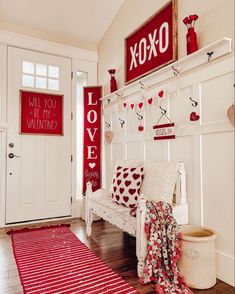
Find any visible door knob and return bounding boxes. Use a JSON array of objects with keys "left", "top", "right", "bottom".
[{"left": 8, "top": 153, "right": 20, "bottom": 159}]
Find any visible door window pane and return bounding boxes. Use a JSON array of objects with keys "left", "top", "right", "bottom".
[
  {"left": 76, "top": 71, "right": 87, "bottom": 199},
  {"left": 23, "top": 61, "right": 34, "bottom": 74},
  {"left": 48, "top": 79, "right": 59, "bottom": 91},
  {"left": 22, "top": 75, "right": 34, "bottom": 87},
  {"left": 36, "top": 77, "right": 47, "bottom": 89},
  {"left": 36, "top": 64, "right": 47, "bottom": 76},
  {"left": 48, "top": 66, "right": 59, "bottom": 78}
]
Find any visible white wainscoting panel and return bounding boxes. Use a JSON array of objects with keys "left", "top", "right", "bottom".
[{"left": 102, "top": 53, "right": 234, "bottom": 286}]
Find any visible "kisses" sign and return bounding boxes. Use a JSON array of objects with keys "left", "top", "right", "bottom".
[
  {"left": 83, "top": 86, "right": 102, "bottom": 194},
  {"left": 125, "top": 0, "right": 177, "bottom": 84}
]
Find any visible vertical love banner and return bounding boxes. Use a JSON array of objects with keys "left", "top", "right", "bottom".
[{"left": 83, "top": 86, "right": 102, "bottom": 194}]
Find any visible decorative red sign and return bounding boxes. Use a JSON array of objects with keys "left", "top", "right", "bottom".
[
  {"left": 83, "top": 86, "right": 102, "bottom": 194},
  {"left": 20, "top": 90, "right": 63, "bottom": 135},
  {"left": 153, "top": 122, "right": 176, "bottom": 140},
  {"left": 125, "top": 0, "right": 177, "bottom": 84}
]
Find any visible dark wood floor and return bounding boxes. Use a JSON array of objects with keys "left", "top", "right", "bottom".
[{"left": 70, "top": 219, "right": 234, "bottom": 294}]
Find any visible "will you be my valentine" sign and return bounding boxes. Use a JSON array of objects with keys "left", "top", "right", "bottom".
[
  {"left": 83, "top": 86, "right": 102, "bottom": 194},
  {"left": 20, "top": 90, "right": 63, "bottom": 135}
]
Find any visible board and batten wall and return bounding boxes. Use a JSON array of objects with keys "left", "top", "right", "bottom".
[{"left": 98, "top": 0, "right": 234, "bottom": 286}]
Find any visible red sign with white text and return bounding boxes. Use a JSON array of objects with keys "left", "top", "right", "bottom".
[
  {"left": 83, "top": 86, "right": 102, "bottom": 194},
  {"left": 20, "top": 90, "right": 63, "bottom": 135},
  {"left": 125, "top": 0, "right": 177, "bottom": 84}
]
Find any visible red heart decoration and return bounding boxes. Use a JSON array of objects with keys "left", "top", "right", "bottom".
[
  {"left": 113, "top": 187, "right": 117, "bottom": 192},
  {"left": 138, "top": 125, "right": 144, "bottom": 132},
  {"left": 123, "top": 196, "right": 129, "bottom": 203},
  {"left": 116, "top": 172, "right": 121, "bottom": 177},
  {"left": 123, "top": 168, "right": 128, "bottom": 171},
  {"left": 119, "top": 188, "right": 124, "bottom": 194},
  {"left": 130, "top": 103, "right": 135, "bottom": 109},
  {"left": 147, "top": 98, "right": 153, "bottom": 105},
  {"left": 190, "top": 112, "right": 200, "bottom": 121},
  {"left": 136, "top": 181, "right": 141, "bottom": 186},
  {"left": 129, "top": 188, "right": 136, "bottom": 195},
  {"left": 123, "top": 102, "right": 127, "bottom": 109},
  {"left": 123, "top": 173, "right": 128, "bottom": 179},
  {"left": 134, "top": 196, "right": 138, "bottom": 201},
  {"left": 138, "top": 102, "right": 143, "bottom": 109},
  {"left": 125, "top": 180, "right": 131, "bottom": 187},
  {"left": 117, "top": 179, "right": 121, "bottom": 186},
  {"left": 158, "top": 90, "right": 164, "bottom": 98},
  {"left": 132, "top": 173, "right": 140, "bottom": 180},
  {"left": 130, "top": 168, "right": 136, "bottom": 172},
  {"left": 113, "top": 179, "right": 115, "bottom": 184},
  {"left": 137, "top": 188, "right": 141, "bottom": 194},
  {"left": 116, "top": 195, "right": 120, "bottom": 201},
  {"left": 117, "top": 166, "right": 122, "bottom": 170},
  {"left": 129, "top": 204, "right": 136, "bottom": 208}
]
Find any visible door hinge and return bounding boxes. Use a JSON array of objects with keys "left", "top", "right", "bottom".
[
  {"left": 71, "top": 112, "right": 73, "bottom": 120},
  {"left": 71, "top": 155, "right": 73, "bottom": 162},
  {"left": 71, "top": 197, "right": 73, "bottom": 204},
  {"left": 71, "top": 71, "right": 74, "bottom": 79}
]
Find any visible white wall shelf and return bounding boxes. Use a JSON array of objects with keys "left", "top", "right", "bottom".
[{"left": 101, "top": 38, "right": 232, "bottom": 106}]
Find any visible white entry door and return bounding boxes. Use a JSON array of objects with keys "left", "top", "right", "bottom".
[{"left": 6, "top": 47, "right": 72, "bottom": 224}]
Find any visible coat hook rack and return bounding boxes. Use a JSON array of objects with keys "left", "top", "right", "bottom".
[
  {"left": 105, "top": 121, "right": 111, "bottom": 128},
  {"left": 207, "top": 51, "right": 214, "bottom": 62},
  {"left": 118, "top": 118, "right": 125, "bottom": 128},
  {"left": 136, "top": 112, "right": 143, "bottom": 120},
  {"left": 189, "top": 97, "right": 198, "bottom": 107}
]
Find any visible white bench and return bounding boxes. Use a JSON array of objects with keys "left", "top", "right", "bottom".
[{"left": 85, "top": 160, "right": 188, "bottom": 277}]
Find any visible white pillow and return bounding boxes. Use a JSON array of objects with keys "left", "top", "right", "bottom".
[{"left": 141, "top": 161, "right": 179, "bottom": 204}]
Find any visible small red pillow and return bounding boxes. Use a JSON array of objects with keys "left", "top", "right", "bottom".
[{"left": 111, "top": 166, "right": 144, "bottom": 209}]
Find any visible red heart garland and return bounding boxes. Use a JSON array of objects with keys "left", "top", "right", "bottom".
[
  {"left": 130, "top": 103, "right": 135, "bottom": 109},
  {"left": 138, "top": 125, "right": 144, "bottom": 132},
  {"left": 123, "top": 102, "right": 127, "bottom": 109},
  {"left": 147, "top": 98, "right": 153, "bottom": 105},
  {"left": 138, "top": 102, "right": 144, "bottom": 109},
  {"left": 190, "top": 112, "right": 200, "bottom": 121},
  {"left": 158, "top": 90, "right": 164, "bottom": 98}
]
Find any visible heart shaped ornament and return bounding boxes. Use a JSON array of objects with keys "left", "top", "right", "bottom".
[
  {"left": 158, "top": 90, "right": 164, "bottom": 98},
  {"left": 138, "top": 125, "right": 144, "bottom": 132},
  {"left": 147, "top": 98, "right": 153, "bottom": 105},
  {"left": 190, "top": 111, "right": 200, "bottom": 121},
  {"left": 105, "top": 131, "right": 113, "bottom": 143},
  {"left": 227, "top": 104, "right": 235, "bottom": 127},
  {"left": 89, "top": 162, "right": 96, "bottom": 169}
]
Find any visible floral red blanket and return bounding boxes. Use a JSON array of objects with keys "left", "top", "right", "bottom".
[{"left": 140, "top": 201, "right": 192, "bottom": 294}]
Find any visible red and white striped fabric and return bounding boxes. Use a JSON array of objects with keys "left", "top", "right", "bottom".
[{"left": 9, "top": 225, "right": 139, "bottom": 294}]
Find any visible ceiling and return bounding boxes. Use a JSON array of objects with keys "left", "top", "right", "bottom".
[{"left": 0, "top": 0, "right": 124, "bottom": 50}]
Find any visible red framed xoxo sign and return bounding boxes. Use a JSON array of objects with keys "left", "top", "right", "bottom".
[
  {"left": 125, "top": 0, "right": 178, "bottom": 84},
  {"left": 20, "top": 90, "right": 63, "bottom": 135},
  {"left": 83, "top": 86, "right": 102, "bottom": 194}
]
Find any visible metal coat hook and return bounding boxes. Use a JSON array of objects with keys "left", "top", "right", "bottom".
[
  {"left": 107, "top": 99, "right": 111, "bottom": 104},
  {"left": 207, "top": 51, "right": 214, "bottom": 62},
  {"left": 189, "top": 97, "right": 198, "bottom": 107},
  {"left": 105, "top": 121, "right": 111, "bottom": 128},
  {"left": 139, "top": 81, "right": 145, "bottom": 89},
  {"left": 136, "top": 112, "right": 143, "bottom": 120},
  {"left": 116, "top": 92, "right": 121, "bottom": 99},
  {"left": 172, "top": 65, "right": 180, "bottom": 76},
  {"left": 118, "top": 118, "right": 125, "bottom": 128},
  {"left": 159, "top": 106, "right": 167, "bottom": 115}
]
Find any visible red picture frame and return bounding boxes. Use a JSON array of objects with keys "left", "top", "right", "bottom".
[
  {"left": 20, "top": 90, "right": 63, "bottom": 135},
  {"left": 125, "top": 0, "right": 178, "bottom": 84}
]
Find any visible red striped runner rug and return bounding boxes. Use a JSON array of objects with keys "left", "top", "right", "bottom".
[{"left": 9, "top": 225, "right": 139, "bottom": 294}]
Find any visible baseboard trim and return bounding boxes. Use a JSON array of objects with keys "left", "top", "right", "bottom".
[{"left": 216, "top": 250, "right": 235, "bottom": 286}]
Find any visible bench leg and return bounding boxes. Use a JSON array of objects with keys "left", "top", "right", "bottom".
[{"left": 136, "top": 195, "right": 147, "bottom": 277}]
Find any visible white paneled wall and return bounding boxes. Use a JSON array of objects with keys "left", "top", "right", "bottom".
[{"left": 102, "top": 55, "right": 234, "bottom": 285}]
